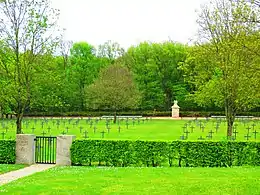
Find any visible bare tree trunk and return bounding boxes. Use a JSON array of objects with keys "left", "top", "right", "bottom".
[
  {"left": 226, "top": 115, "right": 235, "bottom": 137},
  {"left": 113, "top": 110, "right": 117, "bottom": 124},
  {"left": 225, "top": 100, "right": 236, "bottom": 137},
  {"left": 16, "top": 112, "right": 23, "bottom": 134}
]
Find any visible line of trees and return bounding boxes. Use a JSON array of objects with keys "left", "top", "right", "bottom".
[{"left": 0, "top": 0, "right": 259, "bottom": 136}]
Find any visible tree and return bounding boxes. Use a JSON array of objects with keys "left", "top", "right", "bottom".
[
  {"left": 123, "top": 41, "right": 188, "bottom": 110},
  {"left": 97, "top": 40, "right": 125, "bottom": 64},
  {"left": 0, "top": 0, "right": 61, "bottom": 133},
  {"left": 29, "top": 54, "right": 70, "bottom": 114},
  {"left": 183, "top": 0, "right": 260, "bottom": 136},
  {"left": 86, "top": 64, "right": 140, "bottom": 123},
  {"left": 70, "top": 42, "right": 104, "bottom": 110},
  {"left": 59, "top": 39, "right": 73, "bottom": 70}
]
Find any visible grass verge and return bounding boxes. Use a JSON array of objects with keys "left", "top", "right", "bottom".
[
  {"left": 0, "top": 164, "right": 26, "bottom": 175},
  {"left": 0, "top": 166, "right": 259, "bottom": 194}
]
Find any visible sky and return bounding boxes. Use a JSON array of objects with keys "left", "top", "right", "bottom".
[{"left": 51, "top": 0, "right": 209, "bottom": 49}]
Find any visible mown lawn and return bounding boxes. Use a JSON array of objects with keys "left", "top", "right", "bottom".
[
  {"left": 0, "top": 166, "right": 259, "bottom": 194},
  {"left": 0, "top": 118, "right": 259, "bottom": 141},
  {"left": 0, "top": 164, "right": 26, "bottom": 175}
]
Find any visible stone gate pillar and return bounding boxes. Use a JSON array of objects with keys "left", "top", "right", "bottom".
[
  {"left": 16, "top": 134, "right": 36, "bottom": 165},
  {"left": 56, "top": 135, "right": 76, "bottom": 166}
]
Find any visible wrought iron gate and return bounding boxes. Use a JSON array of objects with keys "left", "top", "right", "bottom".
[{"left": 35, "top": 136, "right": 57, "bottom": 164}]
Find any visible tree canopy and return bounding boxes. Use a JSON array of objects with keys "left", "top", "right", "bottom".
[
  {"left": 182, "top": 0, "right": 260, "bottom": 136},
  {"left": 86, "top": 63, "right": 140, "bottom": 123}
]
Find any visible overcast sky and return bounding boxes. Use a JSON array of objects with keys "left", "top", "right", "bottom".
[{"left": 51, "top": 0, "right": 209, "bottom": 49}]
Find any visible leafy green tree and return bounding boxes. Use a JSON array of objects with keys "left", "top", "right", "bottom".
[
  {"left": 0, "top": 0, "right": 61, "bottom": 133},
  {"left": 86, "top": 64, "right": 140, "bottom": 123},
  {"left": 70, "top": 42, "right": 105, "bottom": 110},
  {"left": 29, "top": 55, "right": 70, "bottom": 114},
  {"left": 123, "top": 42, "right": 188, "bottom": 110},
  {"left": 183, "top": 0, "right": 260, "bottom": 136}
]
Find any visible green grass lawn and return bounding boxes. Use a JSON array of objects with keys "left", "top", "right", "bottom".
[
  {"left": 0, "top": 164, "right": 26, "bottom": 175},
  {"left": 0, "top": 166, "right": 259, "bottom": 194},
  {"left": 0, "top": 118, "right": 259, "bottom": 141}
]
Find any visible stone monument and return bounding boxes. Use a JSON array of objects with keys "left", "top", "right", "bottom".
[{"left": 171, "top": 100, "right": 180, "bottom": 118}]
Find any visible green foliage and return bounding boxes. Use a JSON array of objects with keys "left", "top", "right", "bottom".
[
  {"left": 0, "top": 0, "right": 61, "bottom": 133},
  {"left": 0, "top": 140, "right": 16, "bottom": 164},
  {"left": 85, "top": 64, "right": 141, "bottom": 116},
  {"left": 124, "top": 41, "right": 188, "bottom": 110},
  {"left": 184, "top": 0, "right": 260, "bottom": 136},
  {"left": 71, "top": 140, "right": 260, "bottom": 167},
  {"left": 69, "top": 42, "right": 105, "bottom": 110}
]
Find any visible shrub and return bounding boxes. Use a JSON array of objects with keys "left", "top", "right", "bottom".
[
  {"left": 0, "top": 140, "right": 16, "bottom": 164},
  {"left": 24, "top": 110, "right": 259, "bottom": 117},
  {"left": 70, "top": 140, "right": 260, "bottom": 167}
]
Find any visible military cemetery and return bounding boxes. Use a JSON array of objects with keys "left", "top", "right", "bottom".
[{"left": 0, "top": 0, "right": 259, "bottom": 194}]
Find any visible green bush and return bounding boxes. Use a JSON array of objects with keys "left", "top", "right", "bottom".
[
  {"left": 0, "top": 140, "right": 16, "bottom": 164},
  {"left": 71, "top": 140, "right": 260, "bottom": 167},
  {"left": 24, "top": 110, "right": 259, "bottom": 117}
]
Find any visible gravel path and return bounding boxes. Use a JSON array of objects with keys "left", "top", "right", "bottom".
[{"left": 0, "top": 164, "right": 55, "bottom": 186}]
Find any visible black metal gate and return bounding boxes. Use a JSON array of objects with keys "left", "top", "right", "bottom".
[{"left": 35, "top": 136, "right": 57, "bottom": 164}]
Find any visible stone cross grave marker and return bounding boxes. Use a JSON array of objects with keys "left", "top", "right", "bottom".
[
  {"left": 246, "top": 126, "right": 251, "bottom": 134},
  {"left": 79, "top": 126, "right": 83, "bottom": 133},
  {"left": 83, "top": 131, "right": 88, "bottom": 139},
  {"left": 184, "top": 129, "right": 190, "bottom": 138},
  {"left": 107, "top": 125, "right": 111, "bottom": 133},
  {"left": 252, "top": 123, "right": 256, "bottom": 131},
  {"left": 1, "top": 131, "right": 6, "bottom": 139},
  {"left": 61, "top": 130, "right": 66, "bottom": 135},
  {"left": 41, "top": 121, "right": 44, "bottom": 129},
  {"left": 182, "top": 126, "right": 187, "bottom": 133},
  {"left": 101, "top": 130, "right": 106, "bottom": 138},
  {"left": 132, "top": 118, "right": 135, "bottom": 126},
  {"left": 244, "top": 134, "right": 251, "bottom": 141},
  {"left": 208, "top": 129, "right": 214, "bottom": 138},
  {"left": 90, "top": 120, "right": 93, "bottom": 128},
  {"left": 190, "top": 125, "right": 195, "bottom": 133},
  {"left": 41, "top": 131, "right": 46, "bottom": 137},
  {"left": 215, "top": 124, "right": 219, "bottom": 133},
  {"left": 201, "top": 125, "right": 205, "bottom": 132},
  {"left": 252, "top": 129, "right": 258, "bottom": 140},
  {"left": 233, "top": 129, "right": 238, "bottom": 140}
]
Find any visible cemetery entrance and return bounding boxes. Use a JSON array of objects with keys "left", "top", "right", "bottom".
[{"left": 35, "top": 136, "right": 57, "bottom": 164}]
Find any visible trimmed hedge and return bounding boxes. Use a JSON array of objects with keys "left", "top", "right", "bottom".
[
  {"left": 24, "top": 110, "right": 259, "bottom": 117},
  {"left": 0, "top": 140, "right": 16, "bottom": 164},
  {"left": 71, "top": 140, "right": 260, "bottom": 167}
]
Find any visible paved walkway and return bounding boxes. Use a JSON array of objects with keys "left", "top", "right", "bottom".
[{"left": 0, "top": 164, "right": 55, "bottom": 186}]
